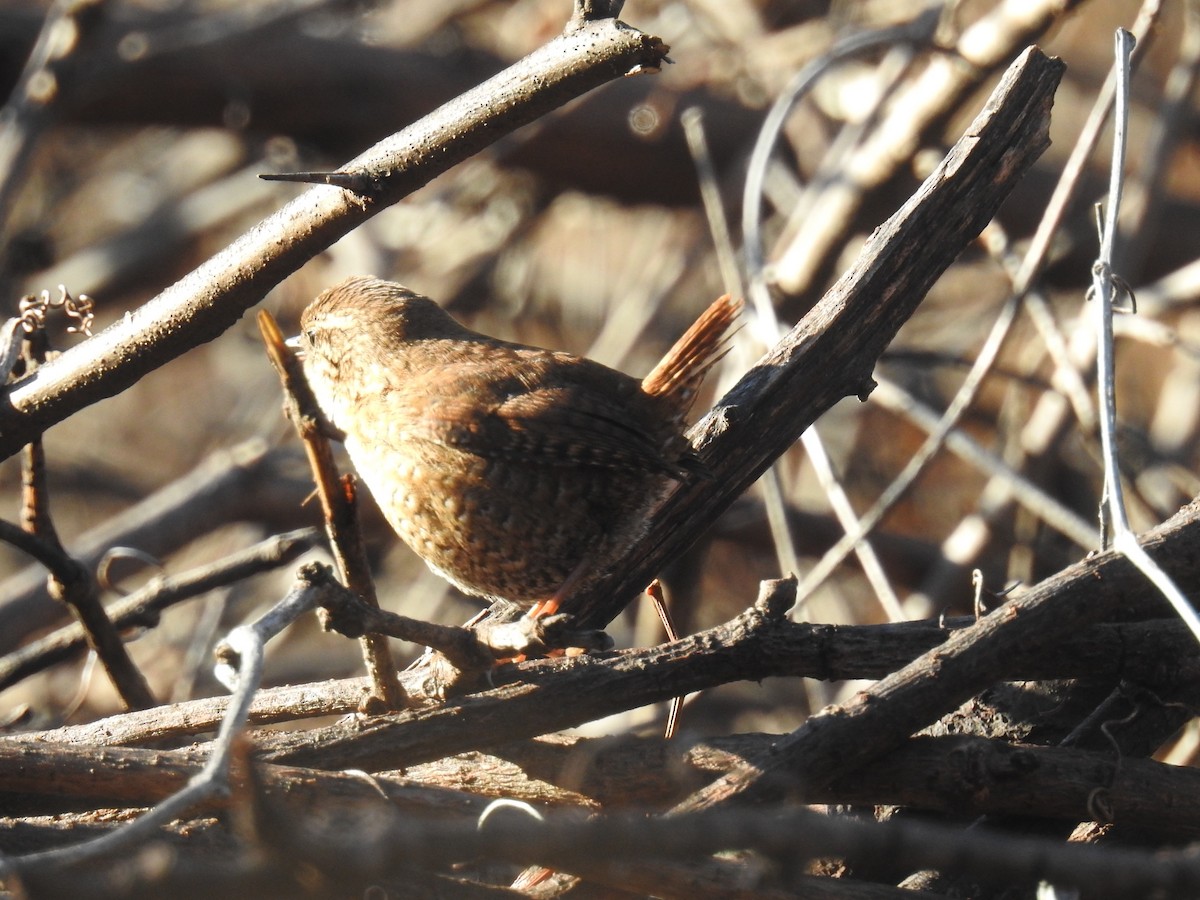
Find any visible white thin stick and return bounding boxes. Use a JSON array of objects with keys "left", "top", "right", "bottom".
[
  {"left": 1094, "top": 73, "right": 1130, "bottom": 541},
  {"left": 801, "top": 427, "right": 905, "bottom": 621},
  {"left": 872, "top": 378, "right": 1099, "bottom": 549},
  {"left": 741, "top": 11, "right": 940, "bottom": 341},
  {"left": 684, "top": 108, "right": 803, "bottom": 584},
  {"left": 1091, "top": 29, "right": 1200, "bottom": 644},
  {"left": 794, "top": 293, "right": 1022, "bottom": 604}
]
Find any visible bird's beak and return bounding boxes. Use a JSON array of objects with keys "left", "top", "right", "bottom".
[{"left": 285, "top": 334, "right": 304, "bottom": 359}]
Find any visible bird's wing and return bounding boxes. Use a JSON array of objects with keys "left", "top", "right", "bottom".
[{"left": 400, "top": 357, "right": 697, "bottom": 477}]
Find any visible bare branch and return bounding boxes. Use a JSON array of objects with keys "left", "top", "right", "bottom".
[
  {"left": 0, "top": 18, "right": 670, "bottom": 459},
  {"left": 0, "top": 527, "right": 319, "bottom": 692},
  {"left": 565, "top": 46, "right": 1065, "bottom": 629}
]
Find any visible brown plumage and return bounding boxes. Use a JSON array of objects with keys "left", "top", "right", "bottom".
[{"left": 298, "top": 275, "right": 740, "bottom": 614}]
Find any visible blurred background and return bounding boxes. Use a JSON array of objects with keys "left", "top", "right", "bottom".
[{"left": 0, "top": 0, "right": 1195, "bottom": 740}]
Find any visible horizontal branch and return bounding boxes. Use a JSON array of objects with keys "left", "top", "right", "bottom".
[
  {"left": 399, "top": 731, "right": 1200, "bottom": 838},
  {"left": 11, "top": 677, "right": 374, "bottom": 748},
  {"left": 10, "top": 539, "right": 1200, "bottom": 760},
  {"left": 15, "top": 795, "right": 1197, "bottom": 898},
  {"left": 8, "top": 731, "right": 1195, "bottom": 839},
  {"left": 0, "top": 740, "right": 496, "bottom": 820}
]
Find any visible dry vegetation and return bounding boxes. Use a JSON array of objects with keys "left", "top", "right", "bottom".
[{"left": 0, "top": 0, "right": 1199, "bottom": 896}]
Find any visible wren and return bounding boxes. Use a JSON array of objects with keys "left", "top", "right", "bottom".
[{"left": 297, "top": 276, "right": 740, "bottom": 617}]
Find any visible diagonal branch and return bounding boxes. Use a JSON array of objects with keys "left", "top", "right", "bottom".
[
  {"left": 672, "top": 495, "right": 1200, "bottom": 814},
  {"left": 0, "top": 14, "right": 669, "bottom": 458},
  {"left": 566, "top": 45, "right": 1066, "bottom": 629}
]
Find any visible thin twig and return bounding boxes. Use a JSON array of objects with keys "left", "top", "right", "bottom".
[
  {"left": 1012, "top": 0, "right": 1163, "bottom": 294},
  {"left": 1118, "top": 0, "right": 1200, "bottom": 278},
  {"left": 1090, "top": 29, "right": 1200, "bottom": 644},
  {"left": 978, "top": 221, "right": 1096, "bottom": 433},
  {"left": 801, "top": 427, "right": 905, "bottom": 621},
  {"left": 258, "top": 310, "right": 405, "bottom": 709},
  {"left": 15, "top": 328, "right": 154, "bottom": 711},
  {"left": 41, "top": 561, "right": 157, "bottom": 712},
  {"left": 871, "top": 378, "right": 1099, "bottom": 549},
  {"left": 0, "top": 566, "right": 331, "bottom": 873},
  {"left": 645, "top": 579, "right": 682, "bottom": 739},
  {"left": 1094, "top": 33, "right": 1135, "bottom": 544},
  {"left": 680, "top": 106, "right": 741, "bottom": 299},
  {"left": 0, "top": 527, "right": 320, "bottom": 692},
  {"left": 792, "top": 292, "right": 1022, "bottom": 609}
]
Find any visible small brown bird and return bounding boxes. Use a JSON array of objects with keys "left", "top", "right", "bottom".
[{"left": 297, "top": 276, "right": 740, "bottom": 617}]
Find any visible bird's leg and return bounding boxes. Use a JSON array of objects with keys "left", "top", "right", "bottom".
[
  {"left": 526, "top": 553, "right": 596, "bottom": 619},
  {"left": 526, "top": 596, "right": 560, "bottom": 618}
]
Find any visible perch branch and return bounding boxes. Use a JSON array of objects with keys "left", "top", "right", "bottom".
[
  {"left": 260, "top": 500, "right": 1200, "bottom": 772},
  {"left": 12, "top": 529, "right": 1200, "bottom": 758}
]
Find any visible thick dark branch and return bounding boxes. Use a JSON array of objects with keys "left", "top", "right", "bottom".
[
  {"left": 8, "top": 732, "right": 1198, "bottom": 839},
  {"left": 11, "top": 677, "right": 376, "bottom": 748},
  {"left": 252, "top": 578, "right": 798, "bottom": 771},
  {"left": 565, "top": 46, "right": 1066, "bottom": 628},
  {"left": 397, "top": 731, "right": 1200, "bottom": 838},
  {"left": 0, "top": 740, "right": 496, "bottom": 819},
  {"left": 0, "top": 17, "right": 669, "bottom": 458},
  {"left": 16, "top": 800, "right": 1195, "bottom": 899},
  {"left": 673, "top": 497, "right": 1200, "bottom": 813}
]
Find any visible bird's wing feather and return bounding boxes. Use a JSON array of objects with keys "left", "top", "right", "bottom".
[{"left": 399, "top": 356, "right": 695, "bottom": 477}]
